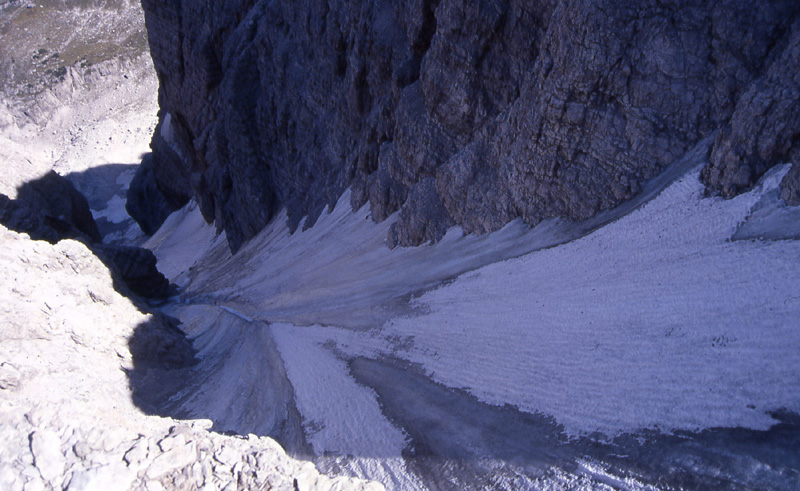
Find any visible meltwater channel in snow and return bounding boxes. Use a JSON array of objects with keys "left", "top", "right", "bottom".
[{"left": 146, "top": 141, "right": 800, "bottom": 489}]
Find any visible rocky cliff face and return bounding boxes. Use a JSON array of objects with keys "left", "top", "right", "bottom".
[{"left": 137, "top": 0, "right": 800, "bottom": 251}]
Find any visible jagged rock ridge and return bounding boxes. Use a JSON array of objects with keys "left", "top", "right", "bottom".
[{"left": 135, "top": 0, "right": 800, "bottom": 250}]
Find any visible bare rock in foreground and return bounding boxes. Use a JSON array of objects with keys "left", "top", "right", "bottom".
[{"left": 0, "top": 224, "right": 382, "bottom": 491}]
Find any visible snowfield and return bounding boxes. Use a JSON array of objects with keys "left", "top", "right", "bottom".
[
  {"left": 149, "top": 140, "right": 800, "bottom": 488},
  {"left": 386, "top": 164, "right": 800, "bottom": 436}
]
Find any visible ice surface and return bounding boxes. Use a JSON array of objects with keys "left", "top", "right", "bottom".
[
  {"left": 148, "top": 142, "right": 800, "bottom": 487},
  {"left": 271, "top": 324, "right": 425, "bottom": 490},
  {"left": 383, "top": 164, "right": 800, "bottom": 436},
  {"left": 144, "top": 200, "right": 225, "bottom": 286}
]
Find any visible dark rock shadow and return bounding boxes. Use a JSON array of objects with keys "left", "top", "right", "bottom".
[
  {"left": 123, "top": 311, "right": 312, "bottom": 459},
  {"left": 125, "top": 313, "right": 198, "bottom": 416},
  {"left": 0, "top": 167, "right": 171, "bottom": 299},
  {"left": 14, "top": 169, "right": 103, "bottom": 242}
]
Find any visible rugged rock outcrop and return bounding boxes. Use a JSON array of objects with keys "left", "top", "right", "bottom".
[
  {"left": 702, "top": 21, "right": 800, "bottom": 199},
  {"left": 0, "top": 170, "right": 170, "bottom": 298},
  {"left": 0, "top": 224, "right": 380, "bottom": 491},
  {"left": 137, "top": 0, "right": 800, "bottom": 250}
]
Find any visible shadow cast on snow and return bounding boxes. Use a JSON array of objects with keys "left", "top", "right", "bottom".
[{"left": 346, "top": 356, "right": 800, "bottom": 489}]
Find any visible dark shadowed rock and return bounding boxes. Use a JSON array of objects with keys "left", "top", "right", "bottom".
[
  {"left": 387, "top": 178, "right": 453, "bottom": 248},
  {"left": 781, "top": 164, "right": 800, "bottom": 206},
  {"left": 0, "top": 171, "right": 171, "bottom": 299},
  {"left": 128, "top": 312, "right": 196, "bottom": 373},
  {"left": 16, "top": 170, "right": 102, "bottom": 242},
  {"left": 0, "top": 193, "right": 62, "bottom": 243},
  {"left": 126, "top": 152, "right": 190, "bottom": 235},
  {"left": 139, "top": 0, "right": 800, "bottom": 250},
  {"left": 94, "top": 244, "right": 171, "bottom": 299}
]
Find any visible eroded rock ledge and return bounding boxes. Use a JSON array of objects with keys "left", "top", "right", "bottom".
[{"left": 136, "top": 0, "right": 800, "bottom": 250}]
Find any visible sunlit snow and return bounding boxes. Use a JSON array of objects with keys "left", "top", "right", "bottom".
[{"left": 148, "top": 143, "right": 800, "bottom": 487}]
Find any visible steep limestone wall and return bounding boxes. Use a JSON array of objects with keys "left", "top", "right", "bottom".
[{"left": 138, "top": 0, "right": 800, "bottom": 251}]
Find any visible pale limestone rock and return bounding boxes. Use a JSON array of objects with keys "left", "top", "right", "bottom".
[
  {"left": 123, "top": 438, "right": 150, "bottom": 467},
  {"left": 30, "top": 429, "right": 65, "bottom": 483},
  {"left": 145, "top": 441, "right": 197, "bottom": 480},
  {"left": 67, "top": 463, "right": 135, "bottom": 491}
]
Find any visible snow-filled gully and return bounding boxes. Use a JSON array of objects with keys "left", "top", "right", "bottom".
[{"left": 145, "top": 141, "right": 800, "bottom": 490}]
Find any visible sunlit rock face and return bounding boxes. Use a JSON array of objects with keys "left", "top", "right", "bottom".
[{"left": 138, "top": 0, "right": 800, "bottom": 251}]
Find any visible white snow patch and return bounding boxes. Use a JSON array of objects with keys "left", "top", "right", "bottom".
[
  {"left": 93, "top": 194, "right": 130, "bottom": 224},
  {"left": 144, "top": 200, "right": 224, "bottom": 285},
  {"left": 271, "top": 323, "right": 406, "bottom": 459},
  {"left": 159, "top": 112, "right": 183, "bottom": 158},
  {"left": 384, "top": 164, "right": 800, "bottom": 436},
  {"left": 270, "top": 323, "right": 424, "bottom": 490}
]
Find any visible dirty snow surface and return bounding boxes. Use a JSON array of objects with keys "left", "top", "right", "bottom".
[{"left": 150, "top": 145, "right": 800, "bottom": 489}]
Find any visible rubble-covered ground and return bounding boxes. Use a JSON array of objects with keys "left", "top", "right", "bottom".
[
  {"left": 0, "top": 225, "right": 380, "bottom": 490},
  {"left": 0, "top": 2, "right": 382, "bottom": 489}
]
